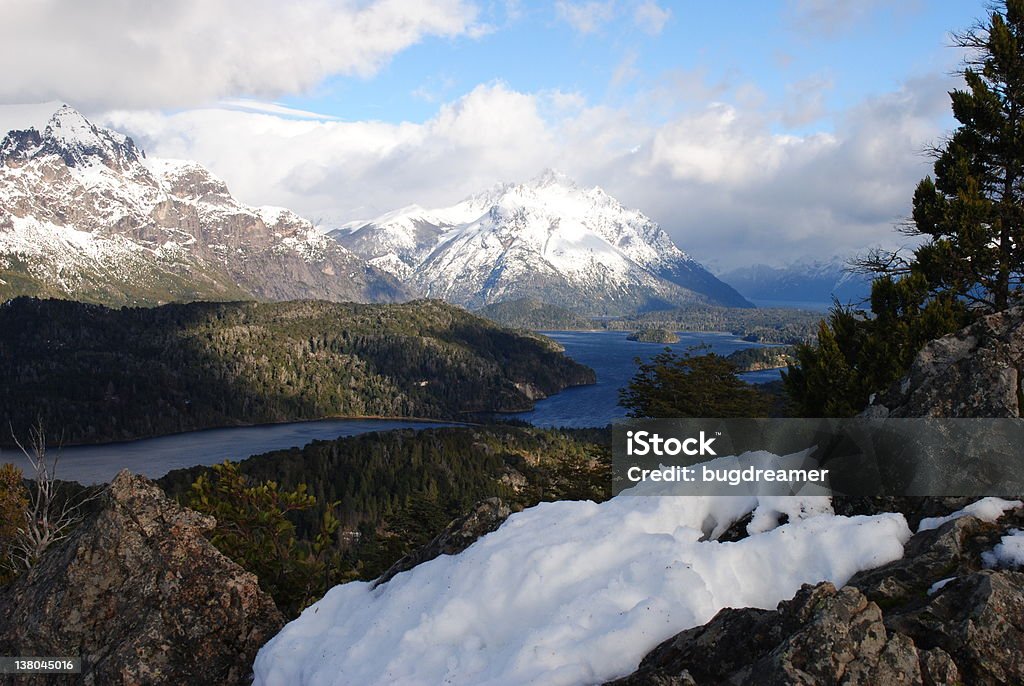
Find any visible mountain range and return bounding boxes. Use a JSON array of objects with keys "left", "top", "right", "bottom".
[
  {"left": 332, "top": 170, "right": 751, "bottom": 314},
  {"left": 0, "top": 106, "right": 404, "bottom": 306},
  {"left": 719, "top": 258, "right": 872, "bottom": 307},
  {"left": 0, "top": 107, "right": 751, "bottom": 313}
]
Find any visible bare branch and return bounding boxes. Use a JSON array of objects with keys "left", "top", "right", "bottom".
[
  {"left": 6, "top": 418, "right": 101, "bottom": 572},
  {"left": 848, "top": 247, "right": 913, "bottom": 276}
]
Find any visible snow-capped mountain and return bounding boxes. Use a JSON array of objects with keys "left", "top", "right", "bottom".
[
  {"left": 0, "top": 105, "right": 405, "bottom": 306},
  {"left": 720, "top": 258, "right": 872, "bottom": 308},
  {"left": 332, "top": 170, "right": 751, "bottom": 314}
]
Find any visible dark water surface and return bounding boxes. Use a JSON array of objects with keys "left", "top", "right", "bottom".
[
  {"left": 2, "top": 419, "right": 456, "bottom": 485},
  {"left": 506, "top": 330, "right": 783, "bottom": 428}
]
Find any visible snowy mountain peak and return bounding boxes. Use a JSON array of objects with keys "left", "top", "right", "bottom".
[
  {"left": 0, "top": 104, "right": 144, "bottom": 173},
  {"left": 44, "top": 105, "right": 141, "bottom": 167},
  {"left": 333, "top": 172, "right": 752, "bottom": 313},
  {"left": 45, "top": 105, "right": 102, "bottom": 145}
]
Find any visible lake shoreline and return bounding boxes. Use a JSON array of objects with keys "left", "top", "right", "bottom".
[{"left": 0, "top": 414, "right": 479, "bottom": 452}]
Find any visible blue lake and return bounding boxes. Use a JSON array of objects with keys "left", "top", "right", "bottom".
[
  {"left": 507, "top": 330, "right": 784, "bottom": 428},
  {"left": 1, "top": 419, "right": 456, "bottom": 485}
]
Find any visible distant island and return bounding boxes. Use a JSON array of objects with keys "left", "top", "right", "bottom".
[
  {"left": 627, "top": 328, "right": 680, "bottom": 344},
  {"left": 725, "top": 345, "right": 797, "bottom": 372},
  {"left": 476, "top": 297, "right": 821, "bottom": 344}
]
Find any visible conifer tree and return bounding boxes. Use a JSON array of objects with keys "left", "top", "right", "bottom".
[
  {"left": 871, "top": 0, "right": 1024, "bottom": 310},
  {"left": 786, "top": 3, "right": 1024, "bottom": 416},
  {"left": 620, "top": 347, "right": 771, "bottom": 418}
]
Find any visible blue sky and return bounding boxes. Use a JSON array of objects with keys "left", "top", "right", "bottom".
[
  {"left": 0, "top": 0, "right": 997, "bottom": 269},
  {"left": 282, "top": 2, "right": 982, "bottom": 131}
]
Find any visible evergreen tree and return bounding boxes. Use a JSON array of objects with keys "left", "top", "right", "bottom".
[
  {"left": 784, "top": 284, "right": 968, "bottom": 417},
  {"left": 620, "top": 347, "right": 771, "bottom": 418},
  {"left": 867, "top": 0, "right": 1024, "bottom": 310},
  {"left": 188, "top": 462, "right": 341, "bottom": 617}
]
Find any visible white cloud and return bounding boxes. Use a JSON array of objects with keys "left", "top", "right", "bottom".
[
  {"left": 555, "top": 1, "right": 616, "bottom": 34},
  {"left": 218, "top": 100, "right": 340, "bottom": 121},
  {"left": 633, "top": 1, "right": 671, "bottom": 35},
  {"left": 0, "top": 0, "right": 480, "bottom": 109},
  {"left": 96, "top": 73, "right": 956, "bottom": 270},
  {"left": 102, "top": 83, "right": 556, "bottom": 222}
]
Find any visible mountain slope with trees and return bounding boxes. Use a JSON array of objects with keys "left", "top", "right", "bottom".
[
  {"left": 0, "top": 298, "right": 595, "bottom": 445},
  {"left": 158, "top": 425, "right": 611, "bottom": 603}
]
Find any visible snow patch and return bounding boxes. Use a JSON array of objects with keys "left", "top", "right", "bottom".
[
  {"left": 982, "top": 529, "right": 1024, "bottom": 569},
  {"left": 927, "top": 577, "right": 955, "bottom": 595},
  {"left": 253, "top": 493, "right": 910, "bottom": 686},
  {"left": 917, "top": 497, "right": 1022, "bottom": 533}
]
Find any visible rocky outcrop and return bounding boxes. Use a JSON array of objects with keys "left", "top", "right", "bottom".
[
  {"left": 607, "top": 503, "right": 1024, "bottom": 685},
  {"left": 373, "top": 497, "right": 512, "bottom": 587},
  {"left": 865, "top": 306, "right": 1024, "bottom": 417},
  {"left": 0, "top": 470, "right": 283, "bottom": 685}
]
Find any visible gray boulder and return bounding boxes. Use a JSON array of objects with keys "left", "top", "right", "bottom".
[
  {"left": 866, "top": 306, "right": 1024, "bottom": 417},
  {"left": 0, "top": 471, "right": 283, "bottom": 685}
]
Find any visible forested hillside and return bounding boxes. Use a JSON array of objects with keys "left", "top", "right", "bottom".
[
  {"left": 0, "top": 298, "right": 595, "bottom": 445},
  {"left": 158, "top": 425, "right": 611, "bottom": 581}
]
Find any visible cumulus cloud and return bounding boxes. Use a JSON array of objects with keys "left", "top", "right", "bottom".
[
  {"left": 633, "top": 1, "right": 671, "bottom": 35},
  {"left": 96, "top": 72, "right": 955, "bottom": 270},
  {"left": 102, "top": 83, "right": 558, "bottom": 222},
  {"left": 613, "top": 74, "right": 954, "bottom": 268},
  {"left": 0, "top": 0, "right": 480, "bottom": 109}
]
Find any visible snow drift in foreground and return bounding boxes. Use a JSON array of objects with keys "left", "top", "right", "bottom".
[{"left": 254, "top": 490, "right": 911, "bottom": 686}]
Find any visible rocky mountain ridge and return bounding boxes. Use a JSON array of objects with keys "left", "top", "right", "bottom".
[
  {"left": 332, "top": 170, "right": 751, "bottom": 315},
  {"left": 720, "top": 257, "right": 872, "bottom": 306},
  {"left": 0, "top": 105, "right": 405, "bottom": 306}
]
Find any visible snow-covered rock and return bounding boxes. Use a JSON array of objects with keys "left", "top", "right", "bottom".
[
  {"left": 253, "top": 490, "right": 910, "bottom": 686},
  {"left": 917, "top": 497, "right": 1023, "bottom": 532},
  {"left": 332, "top": 170, "right": 751, "bottom": 314},
  {"left": 0, "top": 105, "right": 405, "bottom": 305}
]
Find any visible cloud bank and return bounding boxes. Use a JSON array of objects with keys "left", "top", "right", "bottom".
[
  {"left": 0, "top": 0, "right": 480, "bottom": 108},
  {"left": 100, "top": 73, "right": 954, "bottom": 270}
]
